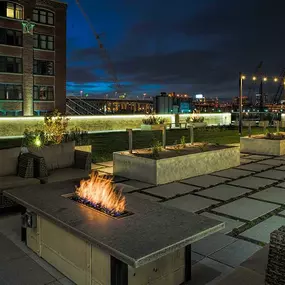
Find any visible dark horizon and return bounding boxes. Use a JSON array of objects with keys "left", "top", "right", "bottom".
[{"left": 66, "top": 0, "right": 285, "bottom": 99}]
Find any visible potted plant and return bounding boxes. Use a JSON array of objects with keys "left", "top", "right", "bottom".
[
  {"left": 64, "top": 128, "right": 92, "bottom": 153},
  {"left": 141, "top": 115, "right": 166, "bottom": 131},
  {"left": 186, "top": 116, "right": 207, "bottom": 128}
]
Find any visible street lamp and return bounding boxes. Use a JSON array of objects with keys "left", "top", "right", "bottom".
[{"left": 239, "top": 73, "right": 245, "bottom": 135}]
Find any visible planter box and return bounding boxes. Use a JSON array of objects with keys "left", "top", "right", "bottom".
[
  {"left": 141, "top": 124, "right": 165, "bottom": 131},
  {"left": 188, "top": 122, "right": 207, "bottom": 128},
  {"left": 240, "top": 136, "right": 285, "bottom": 156},
  {"left": 74, "top": 145, "right": 92, "bottom": 153},
  {"left": 114, "top": 146, "right": 240, "bottom": 185}
]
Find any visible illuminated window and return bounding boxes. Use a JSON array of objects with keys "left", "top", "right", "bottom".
[
  {"left": 33, "top": 9, "right": 54, "bottom": 25},
  {"left": 4, "top": 2, "right": 23, "bottom": 19},
  {"left": 6, "top": 2, "right": 14, "bottom": 18},
  {"left": 0, "top": 84, "right": 22, "bottom": 100}
]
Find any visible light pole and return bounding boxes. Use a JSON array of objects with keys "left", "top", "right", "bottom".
[{"left": 239, "top": 72, "right": 245, "bottom": 135}]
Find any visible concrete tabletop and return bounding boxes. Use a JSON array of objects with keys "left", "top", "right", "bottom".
[{"left": 4, "top": 181, "right": 224, "bottom": 268}]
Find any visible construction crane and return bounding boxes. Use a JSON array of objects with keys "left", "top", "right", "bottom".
[
  {"left": 75, "top": 0, "right": 122, "bottom": 94},
  {"left": 247, "top": 61, "right": 263, "bottom": 105},
  {"left": 272, "top": 68, "right": 285, "bottom": 104}
]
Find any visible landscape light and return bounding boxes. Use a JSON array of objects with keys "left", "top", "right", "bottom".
[
  {"left": 34, "top": 137, "right": 42, "bottom": 147},
  {"left": 252, "top": 76, "right": 257, "bottom": 81},
  {"left": 241, "top": 75, "right": 246, "bottom": 80},
  {"left": 274, "top": 78, "right": 278, "bottom": 82},
  {"left": 263, "top": 77, "right": 268, "bottom": 81}
]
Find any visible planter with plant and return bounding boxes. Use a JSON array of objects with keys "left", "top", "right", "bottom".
[
  {"left": 241, "top": 131, "right": 285, "bottom": 155},
  {"left": 113, "top": 141, "right": 239, "bottom": 185},
  {"left": 186, "top": 116, "right": 207, "bottom": 128},
  {"left": 141, "top": 115, "right": 166, "bottom": 131}
]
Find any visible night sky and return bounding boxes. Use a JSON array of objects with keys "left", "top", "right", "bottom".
[{"left": 66, "top": 0, "right": 285, "bottom": 99}]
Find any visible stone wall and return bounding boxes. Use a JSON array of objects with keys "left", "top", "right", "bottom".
[{"left": 0, "top": 113, "right": 231, "bottom": 137}]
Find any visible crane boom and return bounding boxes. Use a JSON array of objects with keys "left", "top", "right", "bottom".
[{"left": 75, "top": 0, "right": 121, "bottom": 92}]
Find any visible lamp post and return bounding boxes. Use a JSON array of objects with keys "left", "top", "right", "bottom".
[{"left": 239, "top": 72, "right": 245, "bottom": 136}]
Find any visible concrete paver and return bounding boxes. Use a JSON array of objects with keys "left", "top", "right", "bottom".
[
  {"left": 211, "top": 169, "right": 253, "bottom": 179},
  {"left": 144, "top": 182, "right": 199, "bottom": 198},
  {"left": 250, "top": 186, "right": 285, "bottom": 204},
  {"left": 200, "top": 212, "right": 245, "bottom": 234},
  {"left": 192, "top": 233, "right": 237, "bottom": 256},
  {"left": 236, "top": 163, "right": 273, "bottom": 172},
  {"left": 181, "top": 175, "right": 230, "bottom": 188},
  {"left": 240, "top": 216, "right": 285, "bottom": 243},
  {"left": 229, "top": 176, "right": 276, "bottom": 190},
  {"left": 162, "top": 194, "right": 220, "bottom": 213},
  {"left": 254, "top": 169, "right": 285, "bottom": 180},
  {"left": 197, "top": 184, "right": 252, "bottom": 201},
  {"left": 213, "top": 198, "right": 280, "bottom": 221},
  {"left": 209, "top": 240, "right": 262, "bottom": 268}
]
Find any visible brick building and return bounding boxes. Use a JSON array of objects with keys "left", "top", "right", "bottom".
[{"left": 0, "top": 0, "right": 67, "bottom": 116}]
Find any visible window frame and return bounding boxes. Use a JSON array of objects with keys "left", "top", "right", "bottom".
[
  {"left": 0, "top": 28, "right": 22, "bottom": 46},
  {"left": 0, "top": 56, "right": 22, "bottom": 73},
  {"left": 33, "top": 59, "right": 54, "bottom": 76},
  {"left": 32, "top": 8, "right": 54, "bottom": 25},
  {"left": 0, "top": 83, "right": 22, "bottom": 100},
  {"left": 5, "top": 2, "right": 23, "bottom": 20},
  {"left": 33, "top": 33, "right": 54, "bottom": 51},
  {"left": 33, "top": 85, "right": 54, "bottom": 101}
]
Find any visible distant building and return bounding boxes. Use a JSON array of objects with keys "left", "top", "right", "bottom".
[
  {"left": 66, "top": 97, "right": 153, "bottom": 115},
  {"left": 154, "top": 92, "right": 193, "bottom": 114},
  {"left": 0, "top": 0, "right": 67, "bottom": 116}
]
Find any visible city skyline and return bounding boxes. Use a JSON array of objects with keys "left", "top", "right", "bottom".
[{"left": 66, "top": 0, "right": 285, "bottom": 98}]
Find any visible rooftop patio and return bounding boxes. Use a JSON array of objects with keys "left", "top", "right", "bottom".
[{"left": 0, "top": 149, "right": 283, "bottom": 284}]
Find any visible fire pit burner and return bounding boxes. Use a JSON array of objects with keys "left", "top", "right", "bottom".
[
  {"left": 62, "top": 171, "right": 133, "bottom": 219},
  {"left": 63, "top": 193, "right": 133, "bottom": 219}
]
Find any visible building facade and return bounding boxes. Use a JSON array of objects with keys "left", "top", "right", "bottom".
[{"left": 0, "top": 0, "right": 67, "bottom": 116}]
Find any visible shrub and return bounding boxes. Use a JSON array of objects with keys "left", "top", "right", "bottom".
[
  {"left": 142, "top": 115, "right": 165, "bottom": 125},
  {"left": 186, "top": 116, "right": 205, "bottom": 123}
]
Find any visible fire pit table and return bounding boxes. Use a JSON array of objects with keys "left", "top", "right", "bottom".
[{"left": 4, "top": 179, "right": 224, "bottom": 285}]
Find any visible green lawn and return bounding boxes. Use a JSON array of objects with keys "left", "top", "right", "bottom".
[{"left": 0, "top": 126, "right": 275, "bottom": 163}]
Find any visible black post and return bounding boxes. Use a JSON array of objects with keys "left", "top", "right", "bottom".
[
  {"left": 111, "top": 256, "right": 128, "bottom": 285},
  {"left": 185, "top": 244, "right": 192, "bottom": 282},
  {"left": 239, "top": 72, "right": 243, "bottom": 136}
]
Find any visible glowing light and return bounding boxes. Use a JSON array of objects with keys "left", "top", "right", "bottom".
[
  {"left": 75, "top": 172, "right": 126, "bottom": 216},
  {"left": 241, "top": 75, "right": 246, "bottom": 80},
  {"left": 252, "top": 76, "right": 257, "bottom": 81},
  {"left": 34, "top": 137, "right": 42, "bottom": 147},
  {"left": 274, "top": 78, "right": 278, "bottom": 82},
  {"left": 263, "top": 77, "right": 268, "bottom": 82}
]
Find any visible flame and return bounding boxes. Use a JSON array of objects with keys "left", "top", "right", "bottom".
[{"left": 75, "top": 171, "right": 126, "bottom": 215}]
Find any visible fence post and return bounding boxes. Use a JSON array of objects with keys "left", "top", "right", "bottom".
[
  {"left": 248, "top": 124, "right": 252, "bottom": 137},
  {"left": 162, "top": 126, "right": 166, "bottom": 148},
  {"left": 190, "top": 125, "right": 194, "bottom": 145},
  {"left": 276, "top": 121, "right": 280, "bottom": 133},
  {"left": 127, "top": 129, "right": 133, "bottom": 153}
]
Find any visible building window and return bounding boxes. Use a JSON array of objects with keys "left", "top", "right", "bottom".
[
  {"left": 33, "top": 60, "right": 54, "bottom": 75},
  {"left": 0, "top": 2, "right": 23, "bottom": 19},
  {"left": 0, "top": 56, "right": 22, "bottom": 73},
  {"left": 33, "top": 34, "right": 54, "bottom": 50},
  {"left": 0, "top": 28, "right": 22, "bottom": 46},
  {"left": 0, "top": 84, "right": 22, "bottom": 100},
  {"left": 33, "top": 9, "right": 54, "bottom": 25},
  {"left": 33, "top": 86, "right": 54, "bottom": 101}
]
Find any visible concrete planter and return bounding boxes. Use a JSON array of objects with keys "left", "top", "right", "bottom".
[
  {"left": 114, "top": 146, "right": 240, "bottom": 185},
  {"left": 140, "top": 124, "right": 165, "bottom": 131},
  {"left": 188, "top": 122, "right": 207, "bottom": 128},
  {"left": 74, "top": 145, "right": 92, "bottom": 153},
  {"left": 240, "top": 136, "right": 285, "bottom": 156}
]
